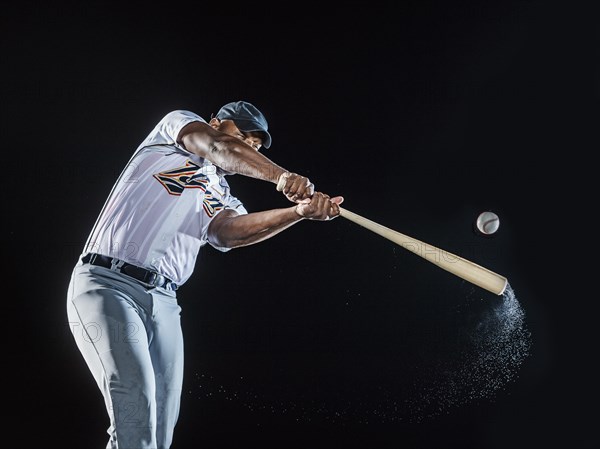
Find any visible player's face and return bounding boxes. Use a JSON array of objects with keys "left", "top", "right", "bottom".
[{"left": 215, "top": 119, "right": 263, "bottom": 151}]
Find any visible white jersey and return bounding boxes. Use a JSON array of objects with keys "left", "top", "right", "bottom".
[{"left": 83, "top": 110, "right": 248, "bottom": 286}]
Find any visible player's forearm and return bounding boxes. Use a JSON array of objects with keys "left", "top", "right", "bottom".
[
  {"left": 182, "top": 127, "right": 286, "bottom": 184},
  {"left": 209, "top": 207, "right": 304, "bottom": 249},
  {"left": 210, "top": 140, "right": 287, "bottom": 183}
]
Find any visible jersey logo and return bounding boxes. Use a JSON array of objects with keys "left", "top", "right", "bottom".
[
  {"left": 153, "top": 160, "right": 208, "bottom": 195},
  {"left": 154, "top": 160, "right": 224, "bottom": 217},
  {"left": 202, "top": 192, "right": 224, "bottom": 217}
]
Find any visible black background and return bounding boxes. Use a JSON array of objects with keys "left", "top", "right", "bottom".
[{"left": 3, "top": 2, "right": 598, "bottom": 448}]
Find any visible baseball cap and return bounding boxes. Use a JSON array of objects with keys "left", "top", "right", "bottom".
[{"left": 215, "top": 101, "right": 272, "bottom": 149}]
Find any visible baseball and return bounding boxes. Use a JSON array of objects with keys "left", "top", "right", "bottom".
[{"left": 476, "top": 211, "right": 500, "bottom": 235}]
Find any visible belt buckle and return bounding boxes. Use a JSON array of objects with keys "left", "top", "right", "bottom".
[
  {"left": 148, "top": 272, "right": 165, "bottom": 288},
  {"left": 146, "top": 270, "right": 177, "bottom": 290},
  {"left": 111, "top": 258, "right": 125, "bottom": 272}
]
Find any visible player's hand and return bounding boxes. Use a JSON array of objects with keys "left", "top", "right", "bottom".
[
  {"left": 295, "top": 192, "right": 344, "bottom": 221},
  {"left": 277, "top": 172, "right": 315, "bottom": 203}
]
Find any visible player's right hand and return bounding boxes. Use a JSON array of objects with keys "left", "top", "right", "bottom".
[
  {"left": 277, "top": 172, "right": 315, "bottom": 203},
  {"left": 295, "top": 192, "right": 344, "bottom": 221}
]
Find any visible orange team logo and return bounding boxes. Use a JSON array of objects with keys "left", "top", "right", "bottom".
[{"left": 154, "top": 160, "right": 224, "bottom": 217}]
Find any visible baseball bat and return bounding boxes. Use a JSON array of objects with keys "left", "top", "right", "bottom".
[
  {"left": 275, "top": 173, "right": 507, "bottom": 295},
  {"left": 339, "top": 207, "right": 507, "bottom": 295}
]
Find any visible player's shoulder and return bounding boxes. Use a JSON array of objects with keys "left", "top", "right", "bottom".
[
  {"left": 154, "top": 110, "right": 208, "bottom": 137},
  {"left": 135, "top": 109, "right": 208, "bottom": 152},
  {"left": 160, "top": 109, "right": 204, "bottom": 123}
]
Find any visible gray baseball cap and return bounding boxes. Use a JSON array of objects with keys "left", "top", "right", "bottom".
[{"left": 215, "top": 101, "right": 272, "bottom": 149}]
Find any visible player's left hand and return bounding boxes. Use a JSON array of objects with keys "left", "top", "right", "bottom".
[
  {"left": 295, "top": 192, "right": 344, "bottom": 221},
  {"left": 276, "top": 172, "right": 315, "bottom": 203}
]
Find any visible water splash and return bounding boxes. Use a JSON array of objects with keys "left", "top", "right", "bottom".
[
  {"left": 401, "top": 283, "right": 532, "bottom": 422},
  {"left": 191, "top": 283, "right": 532, "bottom": 424}
]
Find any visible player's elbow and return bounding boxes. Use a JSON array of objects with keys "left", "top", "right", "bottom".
[
  {"left": 180, "top": 134, "right": 210, "bottom": 159},
  {"left": 178, "top": 122, "right": 218, "bottom": 159},
  {"left": 207, "top": 220, "right": 241, "bottom": 250},
  {"left": 208, "top": 233, "right": 234, "bottom": 250},
  {"left": 182, "top": 135, "right": 241, "bottom": 172}
]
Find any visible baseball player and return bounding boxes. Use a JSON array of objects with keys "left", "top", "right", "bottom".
[{"left": 66, "top": 101, "right": 343, "bottom": 449}]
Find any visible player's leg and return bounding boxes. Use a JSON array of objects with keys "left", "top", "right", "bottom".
[
  {"left": 66, "top": 264, "right": 159, "bottom": 449},
  {"left": 148, "top": 289, "right": 184, "bottom": 449}
]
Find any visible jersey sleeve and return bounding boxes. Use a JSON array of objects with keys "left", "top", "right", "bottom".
[
  {"left": 208, "top": 194, "right": 248, "bottom": 253},
  {"left": 136, "top": 110, "right": 207, "bottom": 153},
  {"left": 223, "top": 194, "right": 248, "bottom": 216}
]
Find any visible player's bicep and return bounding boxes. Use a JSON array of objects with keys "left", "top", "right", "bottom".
[
  {"left": 207, "top": 209, "right": 241, "bottom": 251},
  {"left": 178, "top": 121, "right": 215, "bottom": 158}
]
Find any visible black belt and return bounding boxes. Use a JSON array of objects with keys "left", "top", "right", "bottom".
[{"left": 81, "top": 253, "right": 178, "bottom": 290}]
